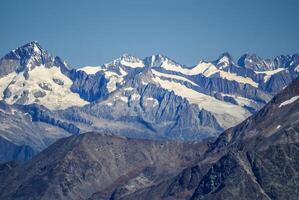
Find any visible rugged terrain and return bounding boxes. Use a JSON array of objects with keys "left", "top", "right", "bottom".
[
  {"left": 0, "top": 41, "right": 299, "bottom": 163},
  {"left": 119, "top": 70, "right": 299, "bottom": 200},
  {"left": 0, "top": 132, "right": 208, "bottom": 200},
  {"left": 1, "top": 76, "right": 299, "bottom": 200}
]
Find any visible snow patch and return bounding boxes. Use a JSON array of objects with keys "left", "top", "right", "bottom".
[
  {"left": 4, "top": 65, "right": 88, "bottom": 110},
  {"left": 151, "top": 69, "right": 198, "bottom": 86},
  {"left": 33, "top": 44, "right": 40, "bottom": 54},
  {"left": 279, "top": 95, "right": 299, "bottom": 108},
  {"left": 255, "top": 68, "right": 286, "bottom": 82},
  {"left": 217, "top": 70, "right": 258, "bottom": 87},
  {"left": 120, "top": 96, "right": 128, "bottom": 103},
  {"left": 222, "top": 93, "right": 257, "bottom": 108},
  {"left": 276, "top": 125, "right": 281, "bottom": 130},
  {"left": 124, "top": 87, "right": 134, "bottom": 91},
  {"left": 78, "top": 66, "right": 102, "bottom": 75},
  {"left": 0, "top": 72, "right": 17, "bottom": 99},
  {"left": 120, "top": 60, "right": 144, "bottom": 68},
  {"left": 160, "top": 62, "right": 258, "bottom": 87},
  {"left": 153, "top": 76, "right": 251, "bottom": 128},
  {"left": 119, "top": 67, "right": 128, "bottom": 76},
  {"left": 144, "top": 97, "right": 159, "bottom": 107},
  {"left": 130, "top": 93, "right": 140, "bottom": 101},
  {"left": 217, "top": 56, "right": 230, "bottom": 68},
  {"left": 106, "top": 76, "right": 121, "bottom": 93},
  {"left": 103, "top": 71, "right": 125, "bottom": 93}
]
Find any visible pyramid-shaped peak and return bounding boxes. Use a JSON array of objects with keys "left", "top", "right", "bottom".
[
  {"left": 0, "top": 41, "right": 56, "bottom": 73},
  {"left": 20, "top": 41, "right": 44, "bottom": 53},
  {"left": 150, "top": 54, "right": 169, "bottom": 60},
  {"left": 144, "top": 54, "right": 182, "bottom": 68},
  {"left": 217, "top": 52, "right": 233, "bottom": 62},
  {"left": 25, "top": 40, "right": 42, "bottom": 47},
  {"left": 7, "top": 41, "right": 48, "bottom": 59},
  {"left": 103, "top": 53, "right": 144, "bottom": 68},
  {"left": 237, "top": 53, "right": 262, "bottom": 68},
  {"left": 219, "top": 52, "right": 233, "bottom": 60},
  {"left": 2, "top": 41, "right": 48, "bottom": 61}
]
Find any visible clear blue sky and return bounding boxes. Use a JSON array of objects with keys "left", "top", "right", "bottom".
[{"left": 1, "top": 0, "right": 299, "bottom": 67}]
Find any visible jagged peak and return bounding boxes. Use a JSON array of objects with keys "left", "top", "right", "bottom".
[
  {"left": 6, "top": 41, "right": 48, "bottom": 61},
  {"left": 215, "top": 52, "right": 234, "bottom": 68},
  {"left": 18, "top": 41, "right": 44, "bottom": 54},
  {"left": 148, "top": 54, "right": 169, "bottom": 61},
  {"left": 218, "top": 52, "right": 233, "bottom": 60},
  {"left": 237, "top": 53, "right": 259, "bottom": 67},
  {"left": 239, "top": 52, "right": 259, "bottom": 60},
  {"left": 24, "top": 40, "right": 42, "bottom": 47},
  {"left": 144, "top": 54, "right": 183, "bottom": 68},
  {"left": 119, "top": 53, "right": 142, "bottom": 62},
  {"left": 102, "top": 53, "right": 144, "bottom": 69},
  {"left": 0, "top": 41, "right": 70, "bottom": 74}
]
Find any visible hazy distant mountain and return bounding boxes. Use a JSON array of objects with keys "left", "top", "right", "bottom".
[
  {"left": 0, "top": 41, "right": 299, "bottom": 158},
  {"left": 1, "top": 76, "right": 299, "bottom": 200}
]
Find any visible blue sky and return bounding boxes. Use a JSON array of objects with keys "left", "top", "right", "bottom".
[{"left": 0, "top": 0, "right": 299, "bottom": 67}]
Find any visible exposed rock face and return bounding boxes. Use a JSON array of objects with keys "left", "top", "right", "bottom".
[
  {"left": 18, "top": 104, "right": 80, "bottom": 135},
  {"left": 238, "top": 53, "right": 296, "bottom": 71},
  {"left": 76, "top": 80, "right": 223, "bottom": 140},
  {"left": 0, "top": 42, "right": 53, "bottom": 77},
  {"left": 69, "top": 70, "right": 108, "bottom": 102}
]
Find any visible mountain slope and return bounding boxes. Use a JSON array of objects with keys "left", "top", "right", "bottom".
[
  {"left": 0, "top": 101, "right": 72, "bottom": 163},
  {"left": 0, "top": 136, "right": 36, "bottom": 164},
  {"left": 0, "top": 42, "right": 88, "bottom": 109},
  {"left": 0, "top": 132, "right": 208, "bottom": 200}
]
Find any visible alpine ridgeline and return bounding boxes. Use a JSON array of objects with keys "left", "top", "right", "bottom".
[{"left": 0, "top": 41, "right": 299, "bottom": 162}]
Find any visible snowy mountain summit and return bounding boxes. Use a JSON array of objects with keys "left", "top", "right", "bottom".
[
  {"left": 0, "top": 41, "right": 299, "bottom": 142},
  {"left": 0, "top": 41, "right": 87, "bottom": 110}
]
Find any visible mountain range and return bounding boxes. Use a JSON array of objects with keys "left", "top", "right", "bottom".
[
  {"left": 1, "top": 71, "right": 298, "bottom": 200},
  {"left": 0, "top": 41, "right": 299, "bottom": 163}
]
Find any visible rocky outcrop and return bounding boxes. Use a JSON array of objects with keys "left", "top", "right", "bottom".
[
  {"left": 18, "top": 104, "right": 80, "bottom": 135},
  {"left": 69, "top": 70, "right": 108, "bottom": 102}
]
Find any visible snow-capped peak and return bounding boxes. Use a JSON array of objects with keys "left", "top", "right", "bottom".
[
  {"left": 17, "top": 41, "right": 46, "bottom": 58},
  {"left": 119, "top": 53, "right": 140, "bottom": 61},
  {"left": 119, "top": 53, "right": 144, "bottom": 68},
  {"left": 143, "top": 54, "right": 183, "bottom": 69},
  {"left": 0, "top": 41, "right": 57, "bottom": 73},
  {"left": 5, "top": 41, "right": 44, "bottom": 59},
  {"left": 216, "top": 52, "right": 233, "bottom": 68},
  {"left": 237, "top": 53, "right": 280, "bottom": 71},
  {"left": 104, "top": 54, "right": 144, "bottom": 68}
]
